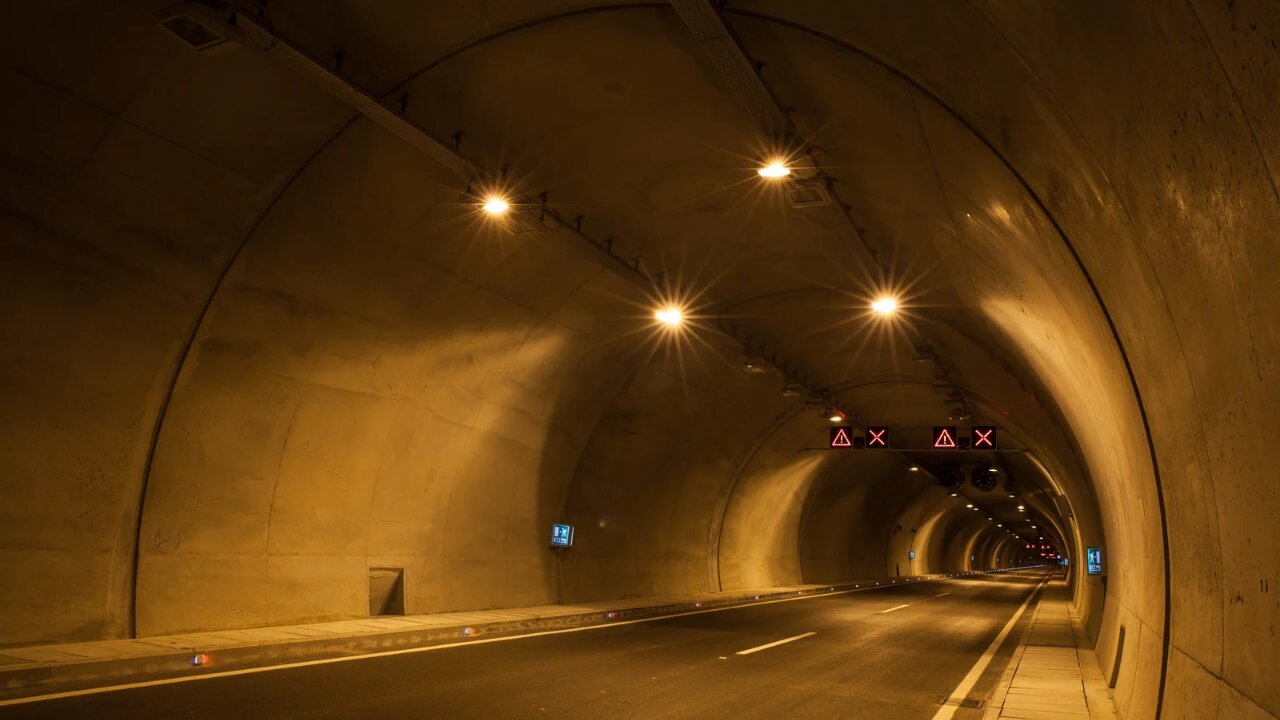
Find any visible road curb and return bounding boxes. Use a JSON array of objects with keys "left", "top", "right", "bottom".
[{"left": 0, "top": 570, "right": 1032, "bottom": 702}]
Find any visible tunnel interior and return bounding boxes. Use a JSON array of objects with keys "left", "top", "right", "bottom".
[{"left": 1, "top": 2, "right": 1277, "bottom": 719}]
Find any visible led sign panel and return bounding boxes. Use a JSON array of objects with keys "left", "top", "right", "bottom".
[
  {"left": 550, "top": 523, "right": 574, "bottom": 548},
  {"left": 865, "top": 425, "right": 890, "bottom": 449},
  {"left": 1086, "top": 547, "right": 1104, "bottom": 575},
  {"left": 971, "top": 426, "right": 997, "bottom": 449},
  {"left": 829, "top": 426, "right": 853, "bottom": 448},
  {"left": 932, "top": 426, "right": 958, "bottom": 449}
]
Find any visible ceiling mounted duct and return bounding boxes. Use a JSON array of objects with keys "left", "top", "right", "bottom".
[
  {"left": 937, "top": 466, "right": 964, "bottom": 489},
  {"left": 970, "top": 468, "right": 998, "bottom": 491},
  {"left": 742, "top": 356, "right": 769, "bottom": 375},
  {"left": 780, "top": 384, "right": 805, "bottom": 398}
]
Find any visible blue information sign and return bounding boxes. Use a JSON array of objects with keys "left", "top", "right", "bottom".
[
  {"left": 551, "top": 523, "right": 574, "bottom": 548},
  {"left": 1086, "top": 547, "right": 1103, "bottom": 575}
]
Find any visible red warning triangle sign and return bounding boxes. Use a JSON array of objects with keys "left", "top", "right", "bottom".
[
  {"left": 933, "top": 426, "right": 958, "bottom": 449},
  {"left": 830, "top": 427, "right": 853, "bottom": 448}
]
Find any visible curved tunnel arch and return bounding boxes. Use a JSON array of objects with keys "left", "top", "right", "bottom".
[{"left": 1, "top": 3, "right": 1277, "bottom": 719}]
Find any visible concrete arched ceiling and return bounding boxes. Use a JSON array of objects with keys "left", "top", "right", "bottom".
[{"left": 0, "top": 2, "right": 1277, "bottom": 719}]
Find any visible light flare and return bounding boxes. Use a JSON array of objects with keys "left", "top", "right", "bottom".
[
  {"left": 757, "top": 161, "right": 791, "bottom": 179},
  {"left": 871, "top": 297, "right": 899, "bottom": 316}
]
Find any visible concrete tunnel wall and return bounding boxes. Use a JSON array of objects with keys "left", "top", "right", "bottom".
[{"left": 0, "top": 3, "right": 1277, "bottom": 720}]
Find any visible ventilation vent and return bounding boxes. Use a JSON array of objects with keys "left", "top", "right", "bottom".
[
  {"left": 159, "top": 4, "right": 241, "bottom": 55},
  {"left": 368, "top": 567, "right": 405, "bottom": 616}
]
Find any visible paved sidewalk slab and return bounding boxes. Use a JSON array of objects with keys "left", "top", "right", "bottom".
[{"left": 986, "top": 581, "right": 1117, "bottom": 720}]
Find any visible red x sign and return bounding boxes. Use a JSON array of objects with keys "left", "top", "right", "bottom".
[
  {"left": 971, "top": 426, "right": 997, "bottom": 449},
  {"left": 865, "top": 425, "right": 890, "bottom": 449}
]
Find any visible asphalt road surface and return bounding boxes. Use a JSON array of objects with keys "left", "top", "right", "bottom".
[{"left": 2, "top": 570, "right": 1048, "bottom": 720}]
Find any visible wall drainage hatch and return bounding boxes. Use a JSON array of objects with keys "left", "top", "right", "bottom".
[{"left": 938, "top": 696, "right": 984, "bottom": 709}]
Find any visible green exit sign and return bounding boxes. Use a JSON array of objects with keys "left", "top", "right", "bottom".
[{"left": 1087, "top": 547, "right": 1104, "bottom": 575}]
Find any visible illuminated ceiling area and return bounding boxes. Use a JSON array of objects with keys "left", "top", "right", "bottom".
[{"left": 0, "top": 2, "right": 1276, "bottom": 719}]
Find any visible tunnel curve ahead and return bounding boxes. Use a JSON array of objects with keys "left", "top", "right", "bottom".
[{"left": 0, "top": 2, "right": 1277, "bottom": 719}]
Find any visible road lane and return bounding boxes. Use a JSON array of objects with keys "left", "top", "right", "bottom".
[
  {"left": 736, "top": 631, "right": 816, "bottom": 655},
  {"left": 0, "top": 571, "right": 1048, "bottom": 720}
]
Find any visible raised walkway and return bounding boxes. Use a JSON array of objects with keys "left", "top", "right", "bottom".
[{"left": 984, "top": 580, "right": 1117, "bottom": 720}]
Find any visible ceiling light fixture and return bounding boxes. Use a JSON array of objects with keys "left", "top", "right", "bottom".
[
  {"left": 482, "top": 196, "right": 510, "bottom": 215},
  {"left": 654, "top": 306, "right": 684, "bottom": 328},
  {"left": 757, "top": 160, "right": 791, "bottom": 179},
  {"left": 871, "top": 297, "right": 898, "bottom": 316}
]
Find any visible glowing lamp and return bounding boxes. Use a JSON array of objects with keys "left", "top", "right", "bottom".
[
  {"left": 757, "top": 161, "right": 791, "bottom": 179},
  {"left": 654, "top": 307, "right": 684, "bottom": 328},
  {"left": 482, "top": 196, "right": 510, "bottom": 215},
  {"left": 871, "top": 297, "right": 898, "bottom": 316}
]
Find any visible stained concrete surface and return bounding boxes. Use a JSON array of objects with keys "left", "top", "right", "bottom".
[{"left": 0, "top": 3, "right": 1277, "bottom": 719}]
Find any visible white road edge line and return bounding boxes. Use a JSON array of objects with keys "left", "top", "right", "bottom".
[
  {"left": 0, "top": 568, "right": 1041, "bottom": 707},
  {"left": 935, "top": 592, "right": 951, "bottom": 598},
  {"left": 736, "top": 631, "right": 816, "bottom": 655},
  {"left": 928, "top": 577, "right": 1047, "bottom": 720},
  {"left": 877, "top": 603, "right": 911, "bottom": 614}
]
